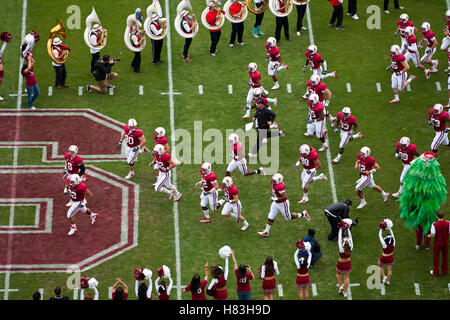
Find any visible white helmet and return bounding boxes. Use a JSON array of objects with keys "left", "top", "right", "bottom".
[
  {"left": 309, "top": 74, "right": 321, "bottom": 86},
  {"left": 68, "top": 174, "right": 81, "bottom": 187},
  {"left": 446, "top": 9, "right": 450, "bottom": 20},
  {"left": 266, "top": 37, "right": 276, "bottom": 47},
  {"left": 201, "top": 162, "right": 212, "bottom": 175},
  {"left": 421, "top": 22, "right": 431, "bottom": 33},
  {"left": 128, "top": 118, "right": 137, "bottom": 131},
  {"left": 248, "top": 62, "right": 257, "bottom": 73},
  {"left": 405, "top": 26, "right": 414, "bottom": 37},
  {"left": 308, "top": 93, "right": 320, "bottom": 106},
  {"left": 307, "top": 44, "right": 317, "bottom": 55},
  {"left": 342, "top": 107, "right": 351, "bottom": 118},
  {"left": 222, "top": 176, "right": 233, "bottom": 188},
  {"left": 68, "top": 145, "right": 78, "bottom": 157},
  {"left": 253, "top": 87, "right": 263, "bottom": 98},
  {"left": 153, "top": 144, "right": 165, "bottom": 156},
  {"left": 155, "top": 127, "right": 166, "bottom": 138},
  {"left": 271, "top": 173, "right": 283, "bottom": 185},
  {"left": 299, "top": 144, "right": 311, "bottom": 156},
  {"left": 390, "top": 44, "right": 401, "bottom": 55},
  {"left": 228, "top": 133, "right": 239, "bottom": 145},
  {"left": 399, "top": 136, "right": 410, "bottom": 148},
  {"left": 433, "top": 103, "right": 443, "bottom": 115},
  {"left": 399, "top": 13, "right": 409, "bottom": 23},
  {"left": 360, "top": 146, "right": 371, "bottom": 159}
]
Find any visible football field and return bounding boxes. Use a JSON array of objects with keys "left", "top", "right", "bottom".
[{"left": 0, "top": 0, "right": 449, "bottom": 300}]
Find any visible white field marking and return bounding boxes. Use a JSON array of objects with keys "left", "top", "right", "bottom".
[
  {"left": 306, "top": 4, "right": 338, "bottom": 203},
  {"left": 0, "top": 273, "right": 19, "bottom": 298},
  {"left": 198, "top": 85, "right": 203, "bottom": 95},
  {"left": 78, "top": 86, "right": 83, "bottom": 96},
  {"left": 448, "top": 283, "right": 450, "bottom": 293},
  {"left": 108, "top": 286, "right": 112, "bottom": 299},
  {"left": 311, "top": 283, "right": 318, "bottom": 296},
  {"left": 164, "top": 0, "right": 182, "bottom": 301},
  {"left": 109, "top": 87, "right": 114, "bottom": 95},
  {"left": 228, "top": 84, "right": 233, "bottom": 94},
  {"left": 39, "top": 288, "right": 44, "bottom": 299},
  {"left": 139, "top": 85, "right": 143, "bottom": 95},
  {"left": 346, "top": 83, "right": 352, "bottom": 92},
  {"left": 414, "top": 283, "right": 421, "bottom": 295},
  {"left": 436, "top": 82, "right": 442, "bottom": 91},
  {"left": 8, "top": 94, "right": 27, "bottom": 97},
  {"left": 161, "top": 92, "right": 182, "bottom": 95},
  {"left": 447, "top": 0, "right": 450, "bottom": 10},
  {"left": 337, "top": 283, "right": 360, "bottom": 300},
  {"left": 0, "top": 200, "right": 52, "bottom": 234},
  {"left": 287, "top": 83, "right": 292, "bottom": 93},
  {"left": 277, "top": 284, "right": 283, "bottom": 297},
  {"left": 376, "top": 83, "right": 381, "bottom": 92},
  {"left": 48, "top": 86, "right": 53, "bottom": 96},
  {"left": 73, "top": 288, "right": 78, "bottom": 300},
  {"left": 407, "top": 84, "right": 411, "bottom": 91},
  {"left": 380, "top": 283, "right": 386, "bottom": 295}
]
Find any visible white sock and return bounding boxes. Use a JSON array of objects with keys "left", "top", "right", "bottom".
[
  {"left": 303, "top": 193, "right": 308, "bottom": 199},
  {"left": 203, "top": 209, "right": 210, "bottom": 219},
  {"left": 243, "top": 220, "right": 249, "bottom": 227},
  {"left": 394, "top": 94, "right": 399, "bottom": 100},
  {"left": 398, "top": 185, "right": 403, "bottom": 194},
  {"left": 335, "top": 153, "right": 342, "bottom": 160},
  {"left": 71, "top": 223, "right": 77, "bottom": 228},
  {"left": 267, "top": 98, "right": 276, "bottom": 103},
  {"left": 313, "top": 175, "right": 322, "bottom": 181},
  {"left": 160, "top": 187, "right": 172, "bottom": 195},
  {"left": 264, "top": 224, "right": 271, "bottom": 233}
]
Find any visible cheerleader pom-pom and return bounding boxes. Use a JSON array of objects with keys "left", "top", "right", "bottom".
[
  {"left": 304, "top": 241, "right": 311, "bottom": 252},
  {"left": 88, "top": 277, "right": 98, "bottom": 288},
  {"left": 378, "top": 221, "right": 387, "bottom": 230},
  {"left": 162, "top": 265, "right": 171, "bottom": 278},
  {"left": 30, "top": 30, "right": 40, "bottom": 42},
  {"left": 296, "top": 240, "right": 305, "bottom": 250},
  {"left": 338, "top": 220, "right": 350, "bottom": 231},
  {"left": 79, "top": 276, "right": 90, "bottom": 289},
  {"left": 0, "top": 32, "right": 12, "bottom": 43},
  {"left": 219, "top": 245, "right": 232, "bottom": 259},
  {"left": 384, "top": 219, "right": 393, "bottom": 230},
  {"left": 143, "top": 268, "right": 152, "bottom": 280},
  {"left": 342, "top": 218, "right": 353, "bottom": 227},
  {"left": 24, "top": 34, "right": 35, "bottom": 45},
  {"left": 134, "top": 267, "right": 145, "bottom": 281}
]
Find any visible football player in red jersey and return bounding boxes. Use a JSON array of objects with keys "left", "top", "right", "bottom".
[
  {"left": 305, "top": 94, "right": 328, "bottom": 151},
  {"left": 354, "top": 147, "right": 389, "bottom": 210},
  {"left": 118, "top": 118, "right": 147, "bottom": 179},
  {"left": 302, "top": 44, "right": 337, "bottom": 80},
  {"left": 226, "top": 133, "right": 264, "bottom": 177},
  {"left": 258, "top": 173, "right": 310, "bottom": 237},
  {"left": 428, "top": 103, "right": 449, "bottom": 153},
  {"left": 63, "top": 145, "right": 86, "bottom": 206},
  {"left": 418, "top": 22, "right": 439, "bottom": 76},
  {"left": 196, "top": 162, "right": 220, "bottom": 224},
  {"left": 303, "top": 74, "right": 335, "bottom": 124},
  {"left": 387, "top": 44, "right": 417, "bottom": 104},
  {"left": 66, "top": 174, "right": 98, "bottom": 236},
  {"left": 447, "top": 47, "right": 450, "bottom": 108},
  {"left": 394, "top": 13, "right": 416, "bottom": 54},
  {"left": 243, "top": 62, "right": 271, "bottom": 119},
  {"left": 392, "top": 136, "right": 420, "bottom": 198},
  {"left": 265, "top": 37, "right": 289, "bottom": 90},
  {"left": 151, "top": 144, "right": 182, "bottom": 202},
  {"left": 332, "top": 107, "right": 364, "bottom": 164},
  {"left": 404, "top": 26, "right": 430, "bottom": 78},
  {"left": 216, "top": 176, "right": 250, "bottom": 231},
  {"left": 295, "top": 144, "right": 327, "bottom": 204},
  {"left": 441, "top": 10, "right": 450, "bottom": 51}
]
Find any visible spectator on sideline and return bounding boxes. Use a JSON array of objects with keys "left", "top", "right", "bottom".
[
  {"left": 347, "top": 0, "right": 359, "bottom": 20},
  {"left": 329, "top": 0, "right": 345, "bottom": 30},
  {"left": 303, "top": 229, "right": 322, "bottom": 267},
  {"left": 49, "top": 286, "right": 69, "bottom": 300},
  {"left": 383, "top": 0, "right": 404, "bottom": 14},
  {"left": 32, "top": 291, "right": 41, "bottom": 300},
  {"left": 231, "top": 249, "right": 254, "bottom": 300},
  {"left": 260, "top": 256, "right": 279, "bottom": 300},
  {"left": 21, "top": 59, "right": 39, "bottom": 110},
  {"left": 112, "top": 278, "right": 128, "bottom": 300},
  {"left": 295, "top": 0, "right": 308, "bottom": 36},
  {"left": 183, "top": 263, "right": 209, "bottom": 300},
  {"left": 87, "top": 55, "right": 118, "bottom": 94},
  {"left": 428, "top": 210, "right": 450, "bottom": 276},
  {"left": 252, "top": 0, "right": 265, "bottom": 38}
]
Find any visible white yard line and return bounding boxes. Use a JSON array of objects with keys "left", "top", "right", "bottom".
[
  {"left": 414, "top": 283, "right": 421, "bottom": 295},
  {"left": 277, "top": 284, "right": 283, "bottom": 297},
  {"left": 228, "top": 84, "right": 233, "bottom": 94},
  {"left": 287, "top": 83, "right": 292, "bottom": 93},
  {"left": 78, "top": 86, "right": 83, "bottom": 96},
  {"left": 311, "top": 283, "right": 318, "bottom": 296},
  {"left": 48, "top": 86, "right": 52, "bottom": 96},
  {"left": 376, "top": 83, "right": 381, "bottom": 92},
  {"left": 164, "top": 0, "right": 182, "bottom": 301},
  {"left": 198, "top": 85, "right": 203, "bottom": 95},
  {"left": 306, "top": 4, "right": 338, "bottom": 203},
  {"left": 139, "top": 85, "right": 143, "bottom": 95},
  {"left": 346, "top": 83, "right": 352, "bottom": 93}
]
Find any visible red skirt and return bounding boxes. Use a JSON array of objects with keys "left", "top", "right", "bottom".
[
  {"left": 262, "top": 278, "right": 276, "bottom": 293},
  {"left": 214, "top": 289, "right": 228, "bottom": 300},
  {"left": 0, "top": 69, "right": 4, "bottom": 82},
  {"left": 378, "top": 255, "right": 394, "bottom": 266},
  {"left": 296, "top": 275, "right": 310, "bottom": 287},
  {"left": 336, "top": 261, "right": 352, "bottom": 273}
]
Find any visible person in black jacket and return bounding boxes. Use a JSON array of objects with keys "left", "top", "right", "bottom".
[
  {"left": 87, "top": 55, "right": 118, "bottom": 94},
  {"left": 49, "top": 287, "right": 69, "bottom": 300},
  {"left": 324, "top": 199, "right": 358, "bottom": 241},
  {"left": 303, "top": 229, "right": 322, "bottom": 267}
]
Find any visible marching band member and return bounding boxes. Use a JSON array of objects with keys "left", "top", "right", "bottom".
[
  {"left": 206, "top": 2, "right": 225, "bottom": 56},
  {"left": 229, "top": 0, "right": 245, "bottom": 48},
  {"left": 150, "top": 13, "right": 164, "bottom": 66},
  {"left": 252, "top": 0, "right": 266, "bottom": 39},
  {"left": 131, "top": 9, "right": 145, "bottom": 72},
  {"left": 51, "top": 37, "right": 70, "bottom": 89},
  {"left": 181, "top": 11, "right": 196, "bottom": 62},
  {"left": 89, "top": 23, "right": 107, "bottom": 74},
  {"left": 274, "top": 0, "right": 291, "bottom": 45}
]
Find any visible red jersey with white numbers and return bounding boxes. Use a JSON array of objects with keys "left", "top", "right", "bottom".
[
  {"left": 265, "top": 43, "right": 281, "bottom": 62},
  {"left": 305, "top": 51, "right": 322, "bottom": 69},
  {"left": 123, "top": 125, "right": 143, "bottom": 148},
  {"left": 421, "top": 29, "right": 436, "bottom": 48},
  {"left": 64, "top": 153, "right": 83, "bottom": 175},
  {"left": 336, "top": 112, "right": 357, "bottom": 132},
  {"left": 396, "top": 142, "right": 418, "bottom": 165},
  {"left": 67, "top": 181, "right": 87, "bottom": 202},
  {"left": 224, "top": 184, "right": 238, "bottom": 200},
  {"left": 154, "top": 134, "right": 168, "bottom": 146},
  {"left": 306, "top": 80, "right": 327, "bottom": 102},
  {"left": 154, "top": 153, "right": 171, "bottom": 171},
  {"left": 397, "top": 20, "right": 414, "bottom": 38},
  {"left": 201, "top": 171, "right": 218, "bottom": 192},
  {"left": 428, "top": 109, "right": 449, "bottom": 132},
  {"left": 309, "top": 102, "right": 324, "bottom": 120},
  {"left": 357, "top": 154, "right": 376, "bottom": 175},
  {"left": 249, "top": 70, "right": 262, "bottom": 88},
  {"left": 272, "top": 182, "right": 287, "bottom": 202},
  {"left": 301, "top": 147, "right": 319, "bottom": 170},
  {"left": 390, "top": 53, "right": 406, "bottom": 73},
  {"left": 231, "top": 142, "right": 245, "bottom": 160}
]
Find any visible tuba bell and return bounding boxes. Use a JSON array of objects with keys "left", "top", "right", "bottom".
[
  {"left": 47, "top": 19, "right": 70, "bottom": 64},
  {"left": 144, "top": 0, "right": 168, "bottom": 40},
  {"left": 201, "top": 0, "right": 225, "bottom": 31},
  {"left": 245, "top": 0, "right": 269, "bottom": 14},
  {"left": 268, "top": 0, "right": 293, "bottom": 17},
  {"left": 224, "top": 0, "right": 248, "bottom": 23},
  {"left": 174, "top": 0, "right": 199, "bottom": 39},
  {"left": 124, "top": 9, "right": 146, "bottom": 52},
  {"left": 84, "top": 7, "right": 107, "bottom": 51},
  {"left": 293, "top": 0, "right": 309, "bottom": 4}
]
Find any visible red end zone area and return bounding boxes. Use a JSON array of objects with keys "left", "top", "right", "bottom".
[{"left": 0, "top": 166, "right": 138, "bottom": 273}]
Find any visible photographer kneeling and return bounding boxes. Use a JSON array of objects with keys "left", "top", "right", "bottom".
[{"left": 87, "top": 55, "right": 118, "bottom": 94}]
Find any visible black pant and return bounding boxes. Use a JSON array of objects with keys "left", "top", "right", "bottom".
[
  {"left": 330, "top": 5, "right": 343, "bottom": 27},
  {"left": 254, "top": 12, "right": 264, "bottom": 27},
  {"left": 91, "top": 52, "right": 100, "bottom": 74},
  {"left": 131, "top": 52, "right": 141, "bottom": 71},
  {"left": 325, "top": 212, "right": 340, "bottom": 240},
  {"left": 384, "top": 0, "right": 401, "bottom": 10},
  {"left": 251, "top": 128, "right": 281, "bottom": 154},
  {"left": 53, "top": 64, "right": 66, "bottom": 86},
  {"left": 151, "top": 39, "right": 163, "bottom": 63},
  {"left": 230, "top": 22, "right": 244, "bottom": 45},
  {"left": 183, "top": 38, "right": 192, "bottom": 58},
  {"left": 347, "top": 0, "right": 357, "bottom": 15},
  {"left": 210, "top": 30, "right": 221, "bottom": 54},
  {"left": 275, "top": 16, "right": 289, "bottom": 42},
  {"left": 296, "top": 4, "right": 307, "bottom": 31}
]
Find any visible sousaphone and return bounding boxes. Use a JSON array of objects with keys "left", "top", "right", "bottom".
[
  {"left": 144, "top": 0, "right": 168, "bottom": 40},
  {"left": 174, "top": 0, "right": 199, "bottom": 38},
  {"left": 84, "top": 7, "right": 107, "bottom": 51},
  {"left": 47, "top": 19, "right": 70, "bottom": 64},
  {"left": 245, "top": 0, "right": 269, "bottom": 14},
  {"left": 124, "top": 10, "right": 146, "bottom": 52},
  {"left": 268, "top": 0, "right": 293, "bottom": 17},
  {"left": 201, "top": 0, "right": 225, "bottom": 31},
  {"left": 224, "top": 0, "right": 248, "bottom": 23}
]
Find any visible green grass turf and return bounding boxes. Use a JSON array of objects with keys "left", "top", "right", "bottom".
[{"left": 1, "top": 0, "right": 449, "bottom": 300}]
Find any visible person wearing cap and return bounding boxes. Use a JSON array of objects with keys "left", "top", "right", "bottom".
[
  {"left": 51, "top": 37, "right": 70, "bottom": 89},
  {"left": 131, "top": 10, "right": 145, "bottom": 73},
  {"left": 229, "top": 0, "right": 245, "bottom": 48},
  {"left": 302, "top": 229, "right": 322, "bottom": 267},
  {"left": 88, "top": 23, "right": 107, "bottom": 74},
  {"left": 324, "top": 199, "right": 357, "bottom": 241},
  {"left": 181, "top": 10, "right": 196, "bottom": 62},
  {"left": 150, "top": 13, "right": 164, "bottom": 66},
  {"left": 206, "top": 2, "right": 225, "bottom": 56},
  {"left": 87, "top": 54, "right": 118, "bottom": 94}
]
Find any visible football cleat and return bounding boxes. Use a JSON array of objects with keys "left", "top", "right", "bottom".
[
  {"left": 174, "top": 192, "right": 183, "bottom": 202},
  {"left": 332, "top": 157, "right": 340, "bottom": 164},
  {"left": 302, "top": 210, "right": 310, "bottom": 221},
  {"left": 389, "top": 98, "right": 400, "bottom": 104},
  {"left": 282, "top": 63, "right": 289, "bottom": 70},
  {"left": 333, "top": 71, "right": 338, "bottom": 78},
  {"left": 68, "top": 225, "right": 78, "bottom": 236},
  {"left": 200, "top": 217, "right": 211, "bottom": 223},
  {"left": 298, "top": 198, "right": 309, "bottom": 205},
  {"left": 432, "top": 59, "right": 439, "bottom": 72},
  {"left": 258, "top": 231, "right": 269, "bottom": 237},
  {"left": 125, "top": 172, "right": 135, "bottom": 179},
  {"left": 279, "top": 130, "right": 286, "bottom": 138},
  {"left": 90, "top": 213, "right": 98, "bottom": 225},
  {"left": 242, "top": 114, "right": 250, "bottom": 119},
  {"left": 425, "top": 69, "right": 431, "bottom": 79},
  {"left": 271, "top": 83, "right": 280, "bottom": 90},
  {"left": 319, "top": 173, "right": 328, "bottom": 181},
  {"left": 169, "top": 190, "right": 175, "bottom": 200},
  {"left": 274, "top": 98, "right": 278, "bottom": 106},
  {"left": 304, "top": 132, "right": 311, "bottom": 136},
  {"left": 356, "top": 200, "right": 367, "bottom": 210},
  {"left": 383, "top": 192, "right": 390, "bottom": 202},
  {"left": 357, "top": 131, "right": 364, "bottom": 139},
  {"left": 240, "top": 224, "right": 249, "bottom": 231},
  {"left": 259, "top": 167, "right": 265, "bottom": 176},
  {"left": 319, "top": 145, "right": 328, "bottom": 152}
]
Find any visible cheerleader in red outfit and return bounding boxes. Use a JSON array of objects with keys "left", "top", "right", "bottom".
[
  {"left": 207, "top": 256, "right": 229, "bottom": 300},
  {"left": 378, "top": 219, "right": 395, "bottom": 285},
  {"left": 336, "top": 221, "right": 353, "bottom": 298},
  {"left": 294, "top": 240, "right": 312, "bottom": 300},
  {"left": 0, "top": 32, "right": 12, "bottom": 101},
  {"left": 155, "top": 266, "right": 173, "bottom": 300},
  {"left": 260, "top": 256, "right": 280, "bottom": 300}
]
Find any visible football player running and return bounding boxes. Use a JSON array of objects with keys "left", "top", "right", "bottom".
[
  {"left": 150, "top": 144, "right": 182, "bottom": 202},
  {"left": 196, "top": 162, "right": 220, "bottom": 224},
  {"left": 332, "top": 107, "right": 364, "bottom": 164},
  {"left": 243, "top": 62, "right": 270, "bottom": 119},
  {"left": 226, "top": 133, "right": 264, "bottom": 177},
  {"left": 216, "top": 177, "right": 250, "bottom": 231},
  {"left": 354, "top": 147, "right": 389, "bottom": 210},
  {"left": 404, "top": 26, "right": 430, "bottom": 78},
  {"left": 303, "top": 74, "right": 335, "bottom": 124},
  {"left": 118, "top": 118, "right": 147, "bottom": 179},
  {"left": 387, "top": 44, "right": 417, "bottom": 104},
  {"left": 257, "top": 173, "right": 310, "bottom": 238},
  {"left": 392, "top": 136, "right": 420, "bottom": 198},
  {"left": 265, "top": 37, "right": 289, "bottom": 90},
  {"left": 63, "top": 145, "right": 86, "bottom": 206},
  {"left": 66, "top": 174, "right": 98, "bottom": 236},
  {"left": 295, "top": 144, "right": 328, "bottom": 205},
  {"left": 394, "top": 13, "right": 416, "bottom": 54},
  {"left": 305, "top": 93, "right": 328, "bottom": 152},
  {"left": 428, "top": 103, "right": 449, "bottom": 154},
  {"left": 302, "top": 44, "right": 337, "bottom": 80},
  {"left": 418, "top": 22, "right": 439, "bottom": 77}
]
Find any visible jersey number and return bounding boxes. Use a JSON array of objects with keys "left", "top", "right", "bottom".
[
  {"left": 67, "top": 163, "right": 73, "bottom": 171},
  {"left": 126, "top": 135, "right": 135, "bottom": 145}
]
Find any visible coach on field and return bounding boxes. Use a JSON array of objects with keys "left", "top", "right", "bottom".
[
  {"left": 87, "top": 55, "right": 118, "bottom": 94},
  {"left": 324, "top": 199, "right": 358, "bottom": 241}
]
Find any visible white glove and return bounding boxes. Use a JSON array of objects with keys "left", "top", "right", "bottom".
[
  {"left": 271, "top": 196, "right": 278, "bottom": 201},
  {"left": 81, "top": 199, "right": 87, "bottom": 206},
  {"left": 64, "top": 188, "right": 68, "bottom": 195},
  {"left": 334, "top": 128, "right": 339, "bottom": 133},
  {"left": 395, "top": 152, "right": 401, "bottom": 159},
  {"left": 324, "top": 100, "right": 329, "bottom": 107}
]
